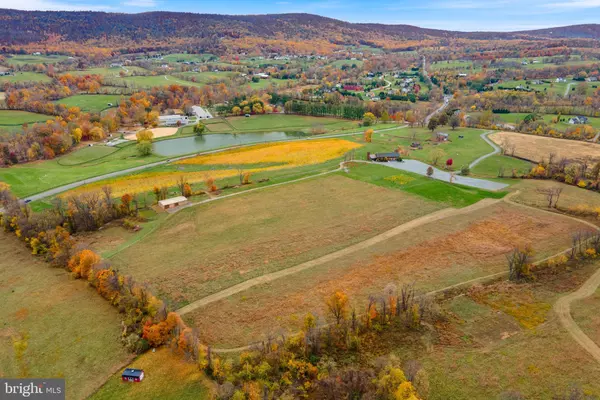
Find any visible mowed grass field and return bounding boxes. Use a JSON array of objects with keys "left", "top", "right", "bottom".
[
  {"left": 571, "top": 285, "right": 600, "bottom": 348},
  {"left": 494, "top": 112, "right": 600, "bottom": 129},
  {"left": 189, "top": 198, "right": 591, "bottom": 347},
  {"left": 0, "top": 234, "right": 131, "bottom": 400},
  {"left": 54, "top": 94, "right": 123, "bottom": 113},
  {"left": 0, "top": 72, "right": 52, "bottom": 83},
  {"left": 0, "top": 144, "right": 165, "bottom": 198},
  {"left": 91, "top": 348, "right": 213, "bottom": 400},
  {"left": 489, "top": 131, "right": 600, "bottom": 164},
  {"left": 5, "top": 54, "right": 68, "bottom": 65},
  {"left": 0, "top": 110, "right": 52, "bottom": 126},
  {"left": 108, "top": 174, "right": 445, "bottom": 308},
  {"left": 511, "top": 179, "right": 600, "bottom": 209},
  {"left": 184, "top": 114, "right": 359, "bottom": 134},
  {"left": 471, "top": 154, "right": 534, "bottom": 178}
]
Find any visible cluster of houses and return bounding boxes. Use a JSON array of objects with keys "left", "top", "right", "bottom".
[{"left": 568, "top": 116, "right": 589, "bottom": 124}]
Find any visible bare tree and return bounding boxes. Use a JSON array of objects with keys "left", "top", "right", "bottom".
[
  {"left": 507, "top": 247, "right": 532, "bottom": 281},
  {"left": 536, "top": 187, "right": 563, "bottom": 208}
]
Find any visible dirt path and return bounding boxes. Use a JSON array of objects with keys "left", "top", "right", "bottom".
[
  {"left": 177, "top": 197, "right": 501, "bottom": 316},
  {"left": 565, "top": 82, "right": 573, "bottom": 97},
  {"left": 554, "top": 267, "right": 600, "bottom": 363}
]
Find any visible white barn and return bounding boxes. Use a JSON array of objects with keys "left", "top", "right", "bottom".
[{"left": 158, "top": 115, "right": 190, "bottom": 126}]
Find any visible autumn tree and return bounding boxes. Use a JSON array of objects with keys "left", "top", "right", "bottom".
[
  {"left": 136, "top": 129, "right": 154, "bottom": 143},
  {"left": 363, "top": 112, "right": 376, "bottom": 127},
  {"left": 326, "top": 291, "right": 349, "bottom": 325},
  {"left": 449, "top": 114, "right": 460, "bottom": 130},
  {"left": 427, "top": 117, "right": 438, "bottom": 133},
  {"left": 429, "top": 148, "right": 446, "bottom": 166},
  {"left": 364, "top": 128, "right": 374, "bottom": 143},
  {"left": 193, "top": 122, "right": 205, "bottom": 135}
]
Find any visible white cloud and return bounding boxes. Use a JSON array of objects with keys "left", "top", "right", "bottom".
[
  {"left": 0, "top": 0, "right": 114, "bottom": 10},
  {"left": 123, "top": 0, "right": 157, "bottom": 7},
  {"left": 544, "top": 0, "right": 600, "bottom": 8}
]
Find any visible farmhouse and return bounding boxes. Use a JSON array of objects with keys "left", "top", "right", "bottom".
[
  {"left": 569, "top": 116, "right": 589, "bottom": 124},
  {"left": 122, "top": 368, "right": 144, "bottom": 382},
  {"left": 158, "top": 196, "right": 190, "bottom": 210},
  {"left": 367, "top": 152, "right": 402, "bottom": 162},
  {"left": 158, "top": 115, "right": 189, "bottom": 126},
  {"left": 436, "top": 132, "right": 449, "bottom": 141},
  {"left": 253, "top": 73, "right": 270, "bottom": 79}
]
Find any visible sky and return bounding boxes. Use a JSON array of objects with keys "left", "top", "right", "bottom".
[{"left": 2, "top": 0, "right": 600, "bottom": 32}]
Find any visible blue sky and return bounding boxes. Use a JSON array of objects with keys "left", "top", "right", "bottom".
[{"left": 2, "top": 0, "right": 600, "bottom": 31}]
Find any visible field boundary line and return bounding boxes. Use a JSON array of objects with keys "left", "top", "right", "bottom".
[{"left": 177, "top": 197, "right": 503, "bottom": 316}]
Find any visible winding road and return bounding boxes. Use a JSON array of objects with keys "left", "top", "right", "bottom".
[
  {"left": 469, "top": 130, "right": 500, "bottom": 169},
  {"left": 555, "top": 267, "right": 600, "bottom": 363}
]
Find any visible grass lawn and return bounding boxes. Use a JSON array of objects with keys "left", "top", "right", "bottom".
[
  {"left": 495, "top": 79, "right": 569, "bottom": 95},
  {"left": 57, "top": 145, "right": 118, "bottom": 165},
  {"left": 344, "top": 162, "right": 506, "bottom": 207},
  {"left": 0, "top": 233, "right": 131, "bottom": 400},
  {"left": 571, "top": 285, "right": 600, "bottom": 347},
  {"left": 0, "top": 110, "right": 52, "bottom": 126},
  {"left": 0, "top": 72, "right": 52, "bottom": 83},
  {"left": 54, "top": 94, "right": 124, "bottom": 113},
  {"left": 179, "top": 71, "right": 235, "bottom": 83},
  {"left": 347, "top": 127, "right": 493, "bottom": 169},
  {"left": 494, "top": 112, "right": 600, "bottom": 129},
  {"left": 471, "top": 154, "right": 534, "bottom": 178},
  {"left": 330, "top": 59, "right": 364, "bottom": 68},
  {"left": 64, "top": 66, "right": 149, "bottom": 78},
  {"left": 5, "top": 54, "right": 68, "bottom": 65},
  {"left": 162, "top": 53, "right": 217, "bottom": 63},
  {"left": 190, "top": 200, "right": 590, "bottom": 347},
  {"left": 90, "top": 348, "right": 213, "bottom": 400},
  {"left": 0, "top": 143, "right": 165, "bottom": 198},
  {"left": 245, "top": 78, "right": 292, "bottom": 90},
  {"left": 108, "top": 174, "right": 444, "bottom": 308}
]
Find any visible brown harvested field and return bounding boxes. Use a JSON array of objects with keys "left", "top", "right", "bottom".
[
  {"left": 187, "top": 202, "right": 594, "bottom": 347},
  {"left": 489, "top": 131, "right": 600, "bottom": 165},
  {"left": 109, "top": 175, "right": 444, "bottom": 308},
  {"left": 511, "top": 179, "right": 600, "bottom": 209},
  {"left": 0, "top": 233, "right": 131, "bottom": 400}
]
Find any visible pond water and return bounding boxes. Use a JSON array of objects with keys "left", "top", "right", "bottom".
[{"left": 153, "top": 132, "right": 304, "bottom": 156}]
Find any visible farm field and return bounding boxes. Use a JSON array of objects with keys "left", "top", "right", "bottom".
[
  {"left": 108, "top": 174, "right": 445, "bottom": 308},
  {"left": 0, "top": 233, "right": 131, "bottom": 400},
  {"left": 330, "top": 59, "right": 364, "bottom": 68},
  {"left": 187, "top": 114, "right": 359, "bottom": 134},
  {"left": 495, "top": 79, "right": 570, "bottom": 95},
  {"left": 511, "top": 179, "right": 600, "bottom": 209},
  {"left": 91, "top": 348, "right": 212, "bottom": 400},
  {"left": 59, "top": 138, "right": 361, "bottom": 197},
  {"left": 189, "top": 199, "right": 591, "bottom": 347},
  {"left": 0, "top": 72, "right": 52, "bottom": 83},
  {"left": 54, "top": 94, "right": 123, "bottom": 112},
  {"left": 409, "top": 265, "right": 600, "bottom": 399},
  {"left": 5, "top": 54, "right": 68, "bottom": 65},
  {"left": 0, "top": 143, "right": 165, "bottom": 198},
  {"left": 65, "top": 66, "right": 149, "bottom": 77},
  {"left": 179, "top": 71, "right": 236, "bottom": 82},
  {"left": 246, "top": 77, "right": 293, "bottom": 90},
  {"left": 571, "top": 285, "right": 600, "bottom": 347},
  {"left": 0, "top": 110, "right": 52, "bottom": 126},
  {"left": 162, "top": 53, "right": 217, "bottom": 63},
  {"left": 489, "top": 131, "right": 600, "bottom": 164}
]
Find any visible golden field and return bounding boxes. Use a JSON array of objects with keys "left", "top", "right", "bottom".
[
  {"left": 175, "top": 139, "right": 362, "bottom": 167},
  {"left": 61, "top": 139, "right": 362, "bottom": 197}
]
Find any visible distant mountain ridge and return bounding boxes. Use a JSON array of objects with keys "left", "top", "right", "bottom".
[{"left": 2, "top": 9, "right": 600, "bottom": 46}]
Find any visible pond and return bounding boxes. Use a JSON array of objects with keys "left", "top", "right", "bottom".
[{"left": 153, "top": 132, "right": 304, "bottom": 156}]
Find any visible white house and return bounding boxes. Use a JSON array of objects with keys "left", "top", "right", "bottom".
[
  {"left": 158, "top": 115, "right": 189, "bottom": 126},
  {"left": 253, "top": 73, "right": 270, "bottom": 79}
]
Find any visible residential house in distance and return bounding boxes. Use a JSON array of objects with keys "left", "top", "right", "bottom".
[
  {"left": 556, "top": 77, "right": 567, "bottom": 83},
  {"left": 568, "top": 116, "right": 589, "bottom": 124},
  {"left": 122, "top": 368, "right": 145, "bottom": 382},
  {"left": 586, "top": 77, "right": 598, "bottom": 82}
]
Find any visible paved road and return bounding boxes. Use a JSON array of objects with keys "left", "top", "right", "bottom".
[
  {"left": 22, "top": 125, "right": 407, "bottom": 202},
  {"left": 469, "top": 131, "right": 500, "bottom": 169},
  {"left": 370, "top": 159, "right": 509, "bottom": 191},
  {"left": 555, "top": 266, "right": 600, "bottom": 363},
  {"left": 425, "top": 95, "right": 451, "bottom": 124}
]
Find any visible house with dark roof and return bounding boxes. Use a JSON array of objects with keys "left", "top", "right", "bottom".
[
  {"left": 122, "top": 368, "right": 145, "bottom": 382},
  {"left": 568, "top": 116, "right": 589, "bottom": 125}
]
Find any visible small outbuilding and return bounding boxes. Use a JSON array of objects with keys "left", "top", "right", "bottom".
[
  {"left": 368, "top": 152, "right": 402, "bottom": 162},
  {"left": 158, "top": 196, "right": 190, "bottom": 210},
  {"left": 122, "top": 368, "right": 144, "bottom": 382}
]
